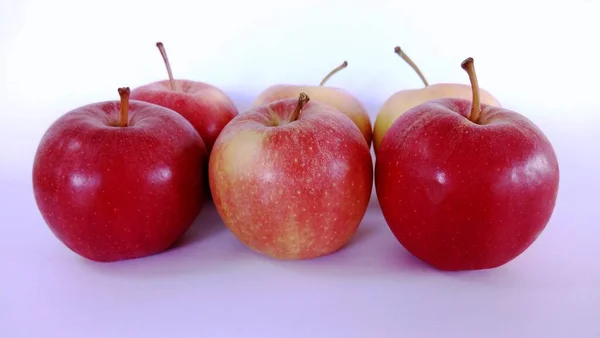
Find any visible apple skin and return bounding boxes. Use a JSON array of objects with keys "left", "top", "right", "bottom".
[
  {"left": 32, "top": 99, "right": 208, "bottom": 262},
  {"left": 209, "top": 97, "right": 373, "bottom": 259},
  {"left": 253, "top": 85, "right": 373, "bottom": 147},
  {"left": 130, "top": 79, "right": 238, "bottom": 153},
  {"left": 373, "top": 83, "right": 501, "bottom": 153},
  {"left": 375, "top": 98, "right": 560, "bottom": 271}
]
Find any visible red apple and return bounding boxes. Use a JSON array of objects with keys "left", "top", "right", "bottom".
[
  {"left": 209, "top": 93, "right": 373, "bottom": 260},
  {"left": 375, "top": 57, "right": 560, "bottom": 271},
  {"left": 32, "top": 87, "right": 208, "bottom": 262},
  {"left": 130, "top": 42, "right": 238, "bottom": 153}
]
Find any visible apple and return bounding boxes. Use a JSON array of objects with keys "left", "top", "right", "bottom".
[
  {"left": 209, "top": 93, "right": 373, "bottom": 260},
  {"left": 373, "top": 46, "right": 502, "bottom": 154},
  {"left": 375, "top": 57, "right": 560, "bottom": 271},
  {"left": 32, "top": 87, "right": 208, "bottom": 262},
  {"left": 130, "top": 42, "right": 238, "bottom": 153},
  {"left": 252, "top": 61, "right": 372, "bottom": 147}
]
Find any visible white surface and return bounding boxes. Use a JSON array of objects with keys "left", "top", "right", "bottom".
[{"left": 1, "top": 1, "right": 599, "bottom": 337}]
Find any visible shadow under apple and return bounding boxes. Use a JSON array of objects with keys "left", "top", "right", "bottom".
[
  {"left": 175, "top": 201, "right": 226, "bottom": 248},
  {"left": 241, "top": 210, "right": 439, "bottom": 279},
  {"left": 79, "top": 201, "right": 250, "bottom": 278}
]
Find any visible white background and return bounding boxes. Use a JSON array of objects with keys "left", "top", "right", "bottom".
[
  {"left": 1, "top": 1, "right": 599, "bottom": 337},
  {"left": 1, "top": 0, "right": 599, "bottom": 177}
]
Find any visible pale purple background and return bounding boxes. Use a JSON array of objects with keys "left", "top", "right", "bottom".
[
  {"left": 2, "top": 122, "right": 599, "bottom": 338},
  {"left": 2, "top": 0, "right": 600, "bottom": 337}
]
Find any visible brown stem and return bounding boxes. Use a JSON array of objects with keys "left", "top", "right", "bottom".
[
  {"left": 461, "top": 57, "right": 481, "bottom": 123},
  {"left": 394, "top": 46, "right": 429, "bottom": 87},
  {"left": 319, "top": 61, "right": 348, "bottom": 86},
  {"left": 156, "top": 42, "right": 176, "bottom": 91},
  {"left": 118, "top": 87, "right": 130, "bottom": 127},
  {"left": 290, "top": 92, "right": 310, "bottom": 122}
]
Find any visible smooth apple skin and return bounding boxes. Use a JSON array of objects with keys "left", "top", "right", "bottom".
[
  {"left": 209, "top": 98, "right": 373, "bottom": 260},
  {"left": 130, "top": 79, "right": 238, "bottom": 153},
  {"left": 373, "top": 83, "right": 501, "bottom": 153},
  {"left": 253, "top": 85, "right": 373, "bottom": 147},
  {"left": 32, "top": 100, "right": 208, "bottom": 262},
  {"left": 375, "top": 98, "right": 560, "bottom": 271}
]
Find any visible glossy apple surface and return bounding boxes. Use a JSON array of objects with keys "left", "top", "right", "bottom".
[
  {"left": 375, "top": 58, "right": 560, "bottom": 270},
  {"left": 210, "top": 93, "right": 373, "bottom": 259},
  {"left": 32, "top": 88, "right": 208, "bottom": 262},
  {"left": 252, "top": 61, "right": 372, "bottom": 147}
]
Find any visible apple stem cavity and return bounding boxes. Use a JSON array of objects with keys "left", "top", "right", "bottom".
[
  {"left": 290, "top": 92, "right": 310, "bottom": 122},
  {"left": 156, "top": 42, "right": 177, "bottom": 91},
  {"left": 118, "top": 87, "right": 130, "bottom": 127},
  {"left": 394, "top": 46, "right": 429, "bottom": 87},
  {"left": 319, "top": 61, "right": 348, "bottom": 86},
  {"left": 461, "top": 57, "right": 482, "bottom": 123}
]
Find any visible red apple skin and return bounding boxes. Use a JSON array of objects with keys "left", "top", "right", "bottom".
[
  {"left": 209, "top": 98, "right": 373, "bottom": 260},
  {"left": 375, "top": 98, "right": 560, "bottom": 271},
  {"left": 130, "top": 79, "right": 238, "bottom": 153},
  {"left": 32, "top": 100, "right": 208, "bottom": 262}
]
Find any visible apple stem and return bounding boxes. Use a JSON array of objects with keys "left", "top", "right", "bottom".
[
  {"left": 394, "top": 46, "right": 429, "bottom": 87},
  {"left": 290, "top": 92, "right": 310, "bottom": 122},
  {"left": 156, "top": 42, "right": 176, "bottom": 91},
  {"left": 118, "top": 87, "right": 130, "bottom": 127},
  {"left": 461, "top": 57, "right": 482, "bottom": 123},
  {"left": 319, "top": 61, "right": 348, "bottom": 86}
]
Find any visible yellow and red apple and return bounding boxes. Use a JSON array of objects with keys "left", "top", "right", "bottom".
[
  {"left": 210, "top": 93, "right": 373, "bottom": 260},
  {"left": 373, "top": 46, "right": 501, "bottom": 153},
  {"left": 252, "top": 61, "right": 373, "bottom": 147}
]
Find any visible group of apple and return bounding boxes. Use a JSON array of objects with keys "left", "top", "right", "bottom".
[{"left": 32, "top": 42, "right": 560, "bottom": 271}]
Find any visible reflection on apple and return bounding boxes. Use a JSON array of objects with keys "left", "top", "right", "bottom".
[
  {"left": 375, "top": 57, "right": 560, "bottom": 271},
  {"left": 32, "top": 87, "right": 208, "bottom": 262}
]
